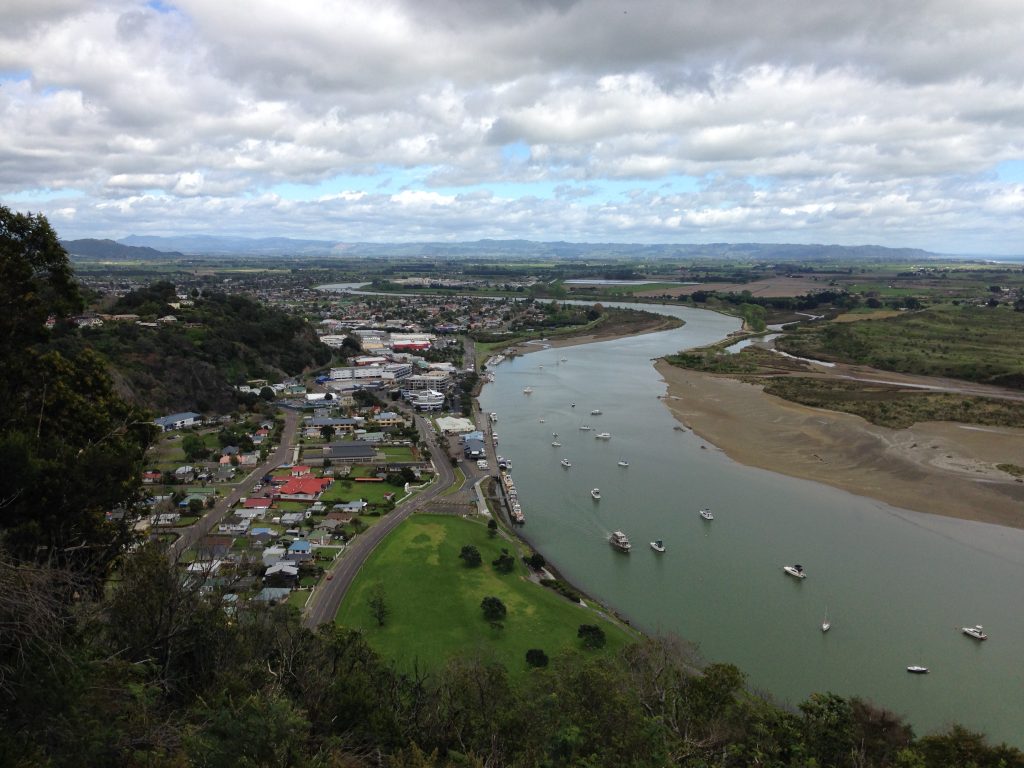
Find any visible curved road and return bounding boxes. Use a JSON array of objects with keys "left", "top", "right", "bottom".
[
  {"left": 167, "top": 409, "right": 301, "bottom": 561},
  {"left": 303, "top": 412, "right": 456, "bottom": 627}
]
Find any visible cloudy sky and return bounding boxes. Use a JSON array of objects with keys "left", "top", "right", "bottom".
[{"left": 2, "top": 0, "right": 1023, "bottom": 253}]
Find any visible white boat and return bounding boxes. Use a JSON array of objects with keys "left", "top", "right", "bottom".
[
  {"left": 783, "top": 564, "right": 806, "bottom": 579},
  {"left": 523, "top": 387, "right": 533, "bottom": 394},
  {"left": 962, "top": 625, "right": 988, "bottom": 640},
  {"left": 551, "top": 441, "right": 562, "bottom": 447},
  {"left": 560, "top": 357, "right": 567, "bottom": 362},
  {"left": 609, "top": 530, "right": 632, "bottom": 553},
  {"left": 595, "top": 432, "right": 611, "bottom": 440},
  {"left": 539, "top": 418, "right": 546, "bottom": 423},
  {"left": 699, "top": 508, "right": 714, "bottom": 520},
  {"left": 579, "top": 425, "right": 593, "bottom": 431},
  {"left": 560, "top": 458, "right": 571, "bottom": 467},
  {"left": 618, "top": 460, "right": 630, "bottom": 467},
  {"left": 821, "top": 606, "right": 831, "bottom": 633},
  {"left": 489, "top": 412, "right": 497, "bottom": 422},
  {"left": 650, "top": 539, "right": 665, "bottom": 553},
  {"left": 906, "top": 666, "right": 929, "bottom": 674},
  {"left": 570, "top": 402, "right": 575, "bottom": 407},
  {"left": 591, "top": 488, "right": 601, "bottom": 500},
  {"left": 590, "top": 409, "right": 602, "bottom": 415}
]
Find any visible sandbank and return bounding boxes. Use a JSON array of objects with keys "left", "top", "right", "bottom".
[{"left": 655, "top": 360, "right": 1024, "bottom": 530}]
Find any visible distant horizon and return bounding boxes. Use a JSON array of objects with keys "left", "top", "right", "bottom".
[{"left": 60, "top": 232, "right": 1024, "bottom": 263}]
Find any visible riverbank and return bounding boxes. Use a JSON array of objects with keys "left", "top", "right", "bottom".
[
  {"left": 504, "top": 312, "right": 682, "bottom": 357},
  {"left": 655, "top": 360, "right": 1024, "bottom": 529}
]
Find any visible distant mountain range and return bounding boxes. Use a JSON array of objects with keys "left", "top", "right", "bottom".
[{"left": 63, "top": 234, "right": 949, "bottom": 261}]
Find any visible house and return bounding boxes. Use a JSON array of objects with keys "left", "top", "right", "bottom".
[
  {"left": 154, "top": 412, "right": 202, "bottom": 432},
  {"left": 325, "top": 511, "right": 354, "bottom": 525},
  {"left": 174, "top": 465, "right": 197, "bottom": 481},
  {"left": 279, "top": 512, "right": 305, "bottom": 526},
  {"left": 290, "top": 465, "right": 311, "bottom": 477},
  {"left": 286, "top": 540, "right": 313, "bottom": 561},
  {"left": 374, "top": 411, "right": 405, "bottom": 428},
  {"left": 276, "top": 476, "right": 332, "bottom": 500},
  {"left": 333, "top": 500, "right": 367, "bottom": 514},
  {"left": 264, "top": 561, "right": 299, "bottom": 577},
  {"left": 141, "top": 470, "right": 162, "bottom": 484},
  {"left": 195, "top": 535, "right": 234, "bottom": 558},
  {"left": 254, "top": 587, "right": 293, "bottom": 603},
  {"left": 243, "top": 497, "right": 272, "bottom": 510},
  {"left": 262, "top": 545, "right": 287, "bottom": 566}
]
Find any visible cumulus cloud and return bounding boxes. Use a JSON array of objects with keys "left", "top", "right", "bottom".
[{"left": 0, "top": 0, "right": 1023, "bottom": 252}]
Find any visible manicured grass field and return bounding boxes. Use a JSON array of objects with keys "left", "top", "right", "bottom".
[
  {"left": 336, "top": 514, "right": 632, "bottom": 675},
  {"left": 380, "top": 445, "right": 415, "bottom": 461},
  {"left": 320, "top": 475, "right": 404, "bottom": 505}
]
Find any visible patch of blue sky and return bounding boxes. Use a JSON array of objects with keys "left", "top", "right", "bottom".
[
  {"left": 146, "top": 0, "right": 178, "bottom": 13},
  {"left": 995, "top": 159, "right": 1024, "bottom": 183},
  {"left": 5, "top": 187, "right": 84, "bottom": 203},
  {"left": 500, "top": 141, "right": 532, "bottom": 163},
  {"left": 0, "top": 70, "right": 31, "bottom": 82}
]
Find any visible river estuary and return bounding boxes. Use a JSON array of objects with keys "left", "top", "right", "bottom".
[{"left": 476, "top": 303, "right": 1024, "bottom": 745}]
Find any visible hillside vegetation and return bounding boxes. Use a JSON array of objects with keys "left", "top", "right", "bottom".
[
  {"left": 66, "top": 281, "right": 333, "bottom": 412},
  {"left": 777, "top": 305, "right": 1024, "bottom": 388}
]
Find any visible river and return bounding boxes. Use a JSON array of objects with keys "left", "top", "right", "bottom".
[
  {"left": 321, "top": 284, "right": 1024, "bottom": 744},
  {"left": 477, "top": 304, "right": 1024, "bottom": 745}
]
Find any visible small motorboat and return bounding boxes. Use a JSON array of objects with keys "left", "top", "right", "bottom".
[
  {"left": 821, "top": 605, "right": 830, "bottom": 633},
  {"left": 570, "top": 402, "right": 575, "bottom": 407},
  {"left": 906, "top": 666, "right": 929, "bottom": 674},
  {"left": 962, "top": 625, "right": 988, "bottom": 640},
  {"left": 783, "top": 564, "right": 806, "bottom": 579},
  {"left": 699, "top": 508, "right": 714, "bottom": 521},
  {"left": 560, "top": 357, "right": 567, "bottom": 362},
  {"left": 591, "top": 409, "right": 602, "bottom": 415},
  {"left": 618, "top": 460, "right": 630, "bottom": 467},
  {"left": 650, "top": 539, "right": 665, "bottom": 553},
  {"left": 579, "top": 425, "right": 593, "bottom": 431},
  {"left": 523, "top": 387, "right": 534, "bottom": 394},
  {"left": 539, "top": 418, "right": 546, "bottom": 423},
  {"left": 590, "top": 488, "right": 601, "bottom": 500},
  {"left": 595, "top": 432, "right": 611, "bottom": 440},
  {"left": 551, "top": 441, "right": 562, "bottom": 447},
  {"left": 560, "top": 458, "right": 571, "bottom": 468}
]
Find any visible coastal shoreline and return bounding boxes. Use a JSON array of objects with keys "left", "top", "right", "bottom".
[{"left": 654, "top": 360, "right": 1024, "bottom": 530}]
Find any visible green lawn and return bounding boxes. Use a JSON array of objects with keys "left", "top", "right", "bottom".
[
  {"left": 336, "top": 514, "right": 632, "bottom": 676},
  {"left": 320, "top": 477, "right": 403, "bottom": 505},
  {"left": 380, "top": 445, "right": 415, "bottom": 461}
]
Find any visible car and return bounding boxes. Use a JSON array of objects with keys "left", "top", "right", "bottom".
[{"left": 325, "top": 573, "right": 333, "bottom": 580}]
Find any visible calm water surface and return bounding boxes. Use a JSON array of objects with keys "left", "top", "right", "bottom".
[{"left": 478, "top": 304, "right": 1024, "bottom": 745}]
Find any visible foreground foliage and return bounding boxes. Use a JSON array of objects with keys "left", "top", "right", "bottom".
[{"left": 2, "top": 546, "right": 1022, "bottom": 768}]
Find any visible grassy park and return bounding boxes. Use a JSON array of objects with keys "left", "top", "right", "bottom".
[{"left": 335, "top": 514, "right": 631, "bottom": 675}]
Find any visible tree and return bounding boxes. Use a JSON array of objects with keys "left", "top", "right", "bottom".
[
  {"left": 187, "top": 498, "right": 204, "bottom": 515},
  {"left": 320, "top": 424, "right": 335, "bottom": 441},
  {"left": 527, "top": 552, "right": 546, "bottom": 570},
  {"left": 525, "top": 648, "right": 549, "bottom": 668},
  {"left": 487, "top": 518, "right": 498, "bottom": 538},
  {"left": 459, "top": 545, "right": 482, "bottom": 567},
  {"left": 259, "top": 386, "right": 275, "bottom": 401},
  {"left": 480, "top": 596, "right": 506, "bottom": 624},
  {"left": 182, "top": 433, "right": 209, "bottom": 462},
  {"left": 491, "top": 549, "right": 515, "bottom": 573},
  {"left": 368, "top": 583, "right": 390, "bottom": 627},
  {"left": 577, "top": 624, "right": 606, "bottom": 649}
]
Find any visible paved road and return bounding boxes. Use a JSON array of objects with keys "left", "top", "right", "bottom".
[
  {"left": 166, "top": 409, "right": 301, "bottom": 560},
  {"left": 303, "top": 412, "right": 457, "bottom": 627}
]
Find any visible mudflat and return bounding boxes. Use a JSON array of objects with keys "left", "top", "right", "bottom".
[{"left": 655, "top": 360, "right": 1024, "bottom": 529}]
